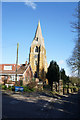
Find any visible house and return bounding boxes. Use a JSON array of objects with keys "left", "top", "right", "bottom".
[
  {"left": 16, "top": 63, "right": 33, "bottom": 85},
  {"left": 0, "top": 61, "right": 33, "bottom": 86}
]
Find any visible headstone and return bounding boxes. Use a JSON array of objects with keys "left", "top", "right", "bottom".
[
  {"left": 53, "top": 82, "right": 56, "bottom": 92},
  {"left": 63, "top": 88, "right": 67, "bottom": 94},
  {"left": 71, "top": 88, "right": 73, "bottom": 93},
  {"left": 56, "top": 82, "right": 59, "bottom": 92},
  {"left": 59, "top": 79, "right": 63, "bottom": 95},
  {"left": 69, "top": 88, "right": 71, "bottom": 93},
  {"left": 37, "top": 82, "right": 43, "bottom": 90}
]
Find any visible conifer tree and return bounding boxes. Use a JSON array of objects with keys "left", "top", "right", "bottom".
[{"left": 46, "top": 60, "right": 60, "bottom": 91}]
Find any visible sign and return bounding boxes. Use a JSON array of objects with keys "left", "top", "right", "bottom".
[
  {"left": 4, "top": 65, "right": 12, "bottom": 70},
  {"left": 15, "top": 86, "right": 24, "bottom": 92}
]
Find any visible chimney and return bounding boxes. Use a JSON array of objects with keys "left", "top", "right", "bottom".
[{"left": 25, "top": 61, "right": 27, "bottom": 65}]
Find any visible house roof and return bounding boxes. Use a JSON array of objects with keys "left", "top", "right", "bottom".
[
  {"left": 0, "top": 64, "right": 20, "bottom": 71},
  {"left": 0, "top": 63, "right": 32, "bottom": 75},
  {"left": 16, "top": 64, "right": 28, "bottom": 74},
  {"left": 0, "top": 64, "right": 20, "bottom": 75}
]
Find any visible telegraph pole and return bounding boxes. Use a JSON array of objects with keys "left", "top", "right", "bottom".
[{"left": 16, "top": 43, "right": 19, "bottom": 85}]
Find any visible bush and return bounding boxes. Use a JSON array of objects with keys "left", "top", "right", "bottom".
[
  {"left": 2, "top": 85, "right": 7, "bottom": 90},
  {"left": 20, "top": 80, "right": 23, "bottom": 86},
  {"left": 23, "top": 86, "right": 30, "bottom": 92},
  {"left": 73, "top": 86, "right": 78, "bottom": 92},
  {"left": 63, "top": 84, "right": 68, "bottom": 88},
  {"left": 12, "top": 86, "right": 15, "bottom": 91},
  {"left": 43, "top": 85, "right": 50, "bottom": 89},
  {"left": 23, "top": 85, "right": 35, "bottom": 92},
  {"left": 27, "top": 81, "right": 37, "bottom": 89},
  {"left": 8, "top": 86, "right": 12, "bottom": 90},
  {"left": 69, "top": 86, "right": 74, "bottom": 89},
  {"left": 32, "top": 78, "right": 35, "bottom": 82},
  {"left": 29, "top": 87, "right": 35, "bottom": 92}
]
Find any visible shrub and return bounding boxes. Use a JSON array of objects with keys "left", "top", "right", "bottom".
[
  {"left": 23, "top": 86, "right": 31, "bottom": 92},
  {"left": 20, "top": 80, "right": 23, "bottom": 86},
  {"left": 43, "top": 84, "right": 50, "bottom": 89},
  {"left": 32, "top": 78, "right": 36, "bottom": 82},
  {"left": 12, "top": 86, "right": 15, "bottom": 91},
  {"left": 63, "top": 84, "right": 68, "bottom": 88},
  {"left": 29, "top": 87, "right": 35, "bottom": 92},
  {"left": 8, "top": 86, "right": 12, "bottom": 90},
  {"left": 2, "top": 85, "right": 7, "bottom": 90},
  {"left": 69, "top": 86, "right": 74, "bottom": 89},
  {"left": 27, "top": 81, "right": 37, "bottom": 89},
  {"left": 23, "top": 84, "right": 36, "bottom": 92},
  {"left": 73, "top": 86, "right": 78, "bottom": 92}
]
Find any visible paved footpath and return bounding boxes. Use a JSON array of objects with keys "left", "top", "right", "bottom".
[{"left": 2, "top": 90, "right": 80, "bottom": 119}]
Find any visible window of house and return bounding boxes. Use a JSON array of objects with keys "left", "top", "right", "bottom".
[
  {"left": 11, "top": 76, "right": 14, "bottom": 81},
  {"left": 17, "top": 76, "right": 19, "bottom": 81},
  {"left": 11, "top": 75, "right": 15, "bottom": 81},
  {"left": 4, "top": 65, "right": 12, "bottom": 70}
]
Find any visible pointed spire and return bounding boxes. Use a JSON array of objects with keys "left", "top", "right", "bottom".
[
  {"left": 35, "top": 20, "right": 43, "bottom": 39},
  {"left": 32, "top": 20, "right": 45, "bottom": 48},
  {"left": 38, "top": 20, "right": 40, "bottom": 28}
]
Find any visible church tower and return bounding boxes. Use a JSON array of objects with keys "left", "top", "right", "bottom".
[{"left": 29, "top": 21, "right": 47, "bottom": 82}]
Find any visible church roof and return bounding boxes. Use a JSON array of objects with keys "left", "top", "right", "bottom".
[{"left": 31, "top": 21, "right": 45, "bottom": 48}]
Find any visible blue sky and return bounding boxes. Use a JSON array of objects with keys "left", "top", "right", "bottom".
[{"left": 2, "top": 2, "right": 78, "bottom": 76}]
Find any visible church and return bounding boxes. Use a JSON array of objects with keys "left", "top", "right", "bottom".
[
  {"left": 0, "top": 21, "right": 48, "bottom": 85},
  {"left": 29, "top": 21, "right": 48, "bottom": 83}
]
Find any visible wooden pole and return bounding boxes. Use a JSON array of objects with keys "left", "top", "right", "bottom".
[{"left": 15, "top": 43, "right": 19, "bottom": 85}]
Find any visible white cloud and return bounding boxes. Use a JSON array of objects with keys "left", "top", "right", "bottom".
[
  {"left": 2, "top": 0, "right": 37, "bottom": 10},
  {"left": 58, "top": 60, "right": 64, "bottom": 65},
  {"left": 25, "top": 1, "right": 37, "bottom": 10}
]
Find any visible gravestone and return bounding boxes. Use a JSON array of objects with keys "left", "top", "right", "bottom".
[
  {"left": 53, "top": 82, "right": 56, "bottom": 92},
  {"left": 56, "top": 82, "right": 59, "bottom": 92},
  {"left": 59, "top": 79, "right": 63, "bottom": 95},
  {"left": 68, "top": 88, "right": 71, "bottom": 93},
  {"left": 71, "top": 88, "right": 73, "bottom": 93},
  {"left": 63, "top": 88, "right": 67, "bottom": 94}
]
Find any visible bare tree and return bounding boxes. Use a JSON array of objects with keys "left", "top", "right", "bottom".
[{"left": 67, "top": 2, "right": 80, "bottom": 77}]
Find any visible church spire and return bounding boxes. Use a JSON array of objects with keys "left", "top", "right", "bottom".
[
  {"left": 35, "top": 20, "right": 43, "bottom": 39},
  {"left": 31, "top": 21, "right": 45, "bottom": 48}
]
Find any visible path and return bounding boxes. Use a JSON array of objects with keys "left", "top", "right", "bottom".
[{"left": 2, "top": 91, "right": 80, "bottom": 119}]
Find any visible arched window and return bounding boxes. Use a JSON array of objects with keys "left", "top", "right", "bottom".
[{"left": 35, "top": 46, "right": 38, "bottom": 52}]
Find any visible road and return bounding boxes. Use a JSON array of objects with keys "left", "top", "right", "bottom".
[{"left": 2, "top": 91, "right": 80, "bottom": 119}]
